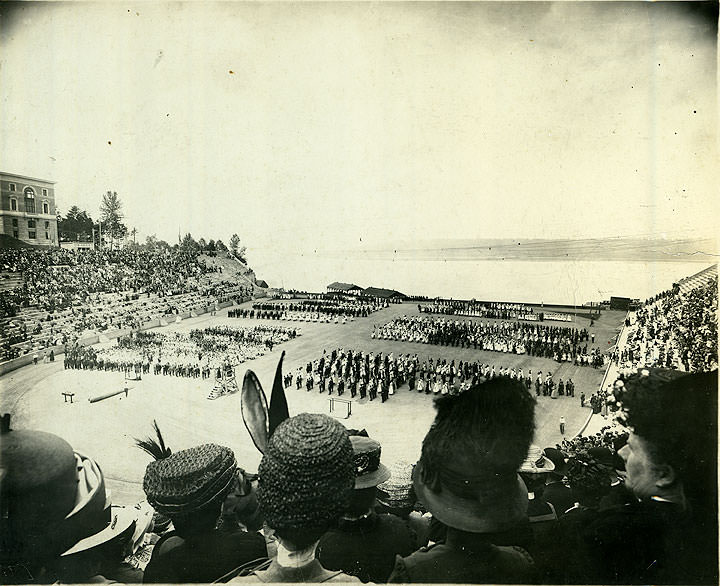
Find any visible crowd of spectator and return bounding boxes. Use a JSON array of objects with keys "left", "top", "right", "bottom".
[
  {"left": 0, "top": 247, "right": 254, "bottom": 361},
  {"left": 3, "top": 368, "right": 715, "bottom": 584},
  {"left": 0, "top": 247, "right": 223, "bottom": 315},
  {"left": 373, "top": 316, "right": 604, "bottom": 367},
  {"left": 63, "top": 325, "right": 297, "bottom": 378},
  {"left": 616, "top": 278, "right": 717, "bottom": 373}
]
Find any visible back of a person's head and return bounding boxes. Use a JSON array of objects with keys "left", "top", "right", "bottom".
[
  {"left": 258, "top": 413, "right": 354, "bottom": 546},
  {"left": 421, "top": 376, "right": 536, "bottom": 481},
  {"left": 414, "top": 377, "right": 535, "bottom": 533}
]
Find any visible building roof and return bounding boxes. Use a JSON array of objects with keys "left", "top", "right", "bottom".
[
  {"left": 327, "top": 282, "right": 362, "bottom": 291},
  {"left": 362, "top": 286, "right": 405, "bottom": 298},
  {"left": 0, "top": 172, "right": 56, "bottom": 185}
]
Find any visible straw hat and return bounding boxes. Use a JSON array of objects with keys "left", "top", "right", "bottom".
[{"left": 518, "top": 445, "right": 555, "bottom": 474}]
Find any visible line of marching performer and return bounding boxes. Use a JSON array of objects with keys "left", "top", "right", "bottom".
[{"left": 283, "top": 348, "right": 580, "bottom": 404}]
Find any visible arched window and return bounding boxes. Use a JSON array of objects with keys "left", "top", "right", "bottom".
[
  {"left": 9, "top": 197, "right": 17, "bottom": 211},
  {"left": 24, "top": 187, "right": 36, "bottom": 213},
  {"left": 43, "top": 201, "right": 49, "bottom": 214}
]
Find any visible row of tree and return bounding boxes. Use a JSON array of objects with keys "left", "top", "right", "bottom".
[
  {"left": 57, "top": 191, "right": 247, "bottom": 262},
  {"left": 57, "top": 191, "right": 128, "bottom": 248}
]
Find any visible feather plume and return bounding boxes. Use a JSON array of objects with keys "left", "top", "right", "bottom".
[{"left": 135, "top": 419, "right": 172, "bottom": 460}]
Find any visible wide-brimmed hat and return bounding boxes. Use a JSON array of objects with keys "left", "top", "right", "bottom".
[
  {"left": 0, "top": 422, "right": 121, "bottom": 563},
  {"left": 350, "top": 436, "right": 391, "bottom": 489},
  {"left": 519, "top": 445, "right": 555, "bottom": 474},
  {"left": 412, "top": 378, "right": 536, "bottom": 533},
  {"left": 377, "top": 460, "right": 415, "bottom": 510},
  {"left": 143, "top": 444, "right": 237, "bottom": 515},
  {"left": 543, "top": 447, "right": 568, "bottom": 476},
  {"left": 413, "top": 461, "right": 528, "bottom": 533}
]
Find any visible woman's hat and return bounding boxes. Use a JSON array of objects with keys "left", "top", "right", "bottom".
[
  {"left": 62, "top": 502, "right": 147, "bottom": 557},
  {"left": 412, "top": 378, "right": 536, "bottom": 533},
  {"left": 0, "top": 421, "right": 126, "bottom": 563},
  {"left": 519, "top": 445, "right": 556, "bottom": 474},
  {"left": 413, "top": 462, "right": 528, "bottom": 533},
  {"left": 143, "top": 444, "right": 237, "bottom": 515},
  {"left": 350, "top": 436, "right": 391, "bottom": 489},
  {"left": 258, "top": 413, "right": 354, "bottom": 531},
  {"left": 377, "top": 460, "right": 415, "bottom": 510}
]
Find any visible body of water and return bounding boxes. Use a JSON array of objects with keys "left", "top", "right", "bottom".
[{"left": 250, "top": 249, "right": 713, "bottom": 305}]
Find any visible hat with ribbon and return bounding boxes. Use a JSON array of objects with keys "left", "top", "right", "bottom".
[
  {"left": 143, "top": 444, "right": 237, "bottom": 515},
  {"left": 412, "top": 378, "right": 535, "bottom": 533},
  {"left": 350, "top": 436, "right": 391, "bottom": 489},
  {"left": 0, "top": 418, "right": 139, "bottom": 564}
]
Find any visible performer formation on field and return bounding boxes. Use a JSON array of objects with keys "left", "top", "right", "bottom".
[
  {"left": 283, "top": 347, "right": 581, "bottom": 404},
  {"left": 373, "top": 316, "right": 604, "bottom": 367},
  {"left": 63, "top": 325, "right": 298, "bottom": 379},
  {"left": 231, "top": 296, "right": 389, "bottom": 322}
]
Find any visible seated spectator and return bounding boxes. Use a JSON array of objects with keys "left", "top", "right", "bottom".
[
  {"left": 580, "top": 368, "right": 718, "bottom": 584},
  {"left": 388, "top": 377, "right": 536, "bottom": 583},
  {"left": 142, "top": 443, "right": 267, "bottom": 583},
  {"left": 231, "top": 413, "right": 360, "bottom": 583},
  {"left": 317, "top": 436, "right": 416, "bottom": 582},
  {"left": 0, "top": 415, "right": 148, "bottom": 584}
]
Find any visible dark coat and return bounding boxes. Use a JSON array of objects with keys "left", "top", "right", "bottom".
[
  {"left": 317, "top": 513, "right": 416, "bottom": 583},
  {"left": 579, "top": 499, "right": 718, "bottom": 585},
  {"left": 543, "top": 480, "right": 575, "bottom": 516},
  {"left": 387, "top": 528, "right": 535, "bottom": 584},
  {"left": 142, "top": 528, "right": 267, "bottom": 583}
]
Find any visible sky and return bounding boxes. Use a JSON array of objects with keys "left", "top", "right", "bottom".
[{"left": 1, "top": 2, "right": 718, "bottom": 260}]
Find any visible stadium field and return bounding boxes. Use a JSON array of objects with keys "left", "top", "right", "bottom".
[{"left": 0, "top": 300, "right": 625, "bottom": 505}]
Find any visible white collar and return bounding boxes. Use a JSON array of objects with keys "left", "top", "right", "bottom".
[{"left": 275, "top": 540, "right": 318, "bottom": 568}]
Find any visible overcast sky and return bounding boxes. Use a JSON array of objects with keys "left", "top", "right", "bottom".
[{"left": 1, "top": 2, "right": 717, "bottom": 255}]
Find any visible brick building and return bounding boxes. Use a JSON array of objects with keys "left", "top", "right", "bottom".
[{"left": 0, "top": 172, "right": 58, "bottom": 246}]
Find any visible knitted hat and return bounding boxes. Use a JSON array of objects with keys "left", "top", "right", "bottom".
[
  {"left": 143, "top": 444, "right": 237, "bottom": 515},
  {"left": 377, "top": 460, "right": 415, "bottom": 510},
  {"left": 350, "top": 436, "right": 391, "bottom": 489},
  {"left": 258, "top": 413, "right": 354, "bottom": 531}
]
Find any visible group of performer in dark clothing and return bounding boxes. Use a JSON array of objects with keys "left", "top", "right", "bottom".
[
  {"left": 282, "top": 348, "right": 582, "bottom": 405},
  {"left": 240, "top": 297, "right": 386, "bottom": 320}
]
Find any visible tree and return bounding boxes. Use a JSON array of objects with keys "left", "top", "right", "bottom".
[
  {"left": 228, "top": 234, "right": 247, "bottom": 262},
  {"left": 181, "top": 233, "right": 199, "bottom": 251},
  {"left": 58, "top": 206, "right": 94, "bottom": 242},
  {"left": 99, "top": 191, "right": 127, "bottom": 249},
  {"left": 198, "top": 237, "right": 207, "bottom": 250},
  {"left": 229, "top": 234, "right": 240, "bottom": 254},
  {"left": 207, "top": 239, "right": 216, "bottom": 252},
  {"left": 216, "top": 239, "right": 227, "bottom": 252}
]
